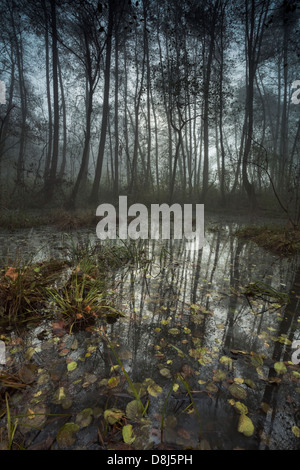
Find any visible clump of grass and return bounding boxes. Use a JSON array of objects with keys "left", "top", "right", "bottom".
[
  {"left": 0, "top": 259, "right": 69, "bottom": 326},
  {"left": 235, "top": 225, "right": 300, "bottom": 256},
  {"left": 64, "top": 233, "right": 147, "bottom": 270},
  {"left": 47, "top": 268, "right": 123, "bottom": 332}
]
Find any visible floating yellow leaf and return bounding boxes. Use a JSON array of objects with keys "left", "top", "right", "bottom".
[
  {"left": 219, "top": 356, "right": 233, "bottom": 366},
  {"left": 213, "top": 369, "right": 226, "bottom": 381},
  {"left": 244, "top": 379, "right": 255, "bottom": 389},
  {"left": 292, "top": 426, "right": 300, "bottom": 438},
  {"left": 190, "top": 304, "right": 201, "bottom": 310},
  {"left": 168, "top": 328, "right": 180, "bottom": 335},
  {"left": 228, "top": 383, "right": 247, "bottom": 400},
  {"left": 25, "top": 347, "right": 36, "bottom": 360},
  {"left": 159, "top": 367, "right": 172, "bottom": 378},
  {"left": 67, "top": 361, "right": 77, "bottom": 372},
  {"left": 108, "top": 376, "right": 120, "bottom": 388},
  {"left": 147, "top": 382, "right": 163, "bottom": 397},
  {"left": 234, "top": 377, "right": 244, "bottom": 384},
  {"left": 198, "top": 379, "right": 206, "bottom": 385},
  {"left": 238, "top": 414, "right": 254, "bottom": 437},
  {"left": 274, "top": 361, "right": 287, "bottom": 374},
  {"left": 234, "top": 401, "right": 248, "bottom": 415},
  {"left": 104, "top": 408, "right": 124, "bottom": 425},
  {"left": 122, "top": 424, "right": 135, "bottom": 444},
  {"left": 27, "top": 408, "right": 36, "bottom": 419}
]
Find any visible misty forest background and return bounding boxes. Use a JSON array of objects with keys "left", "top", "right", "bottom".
[{"left": 0, "top": 0, "right": 299, "bottom": 222}]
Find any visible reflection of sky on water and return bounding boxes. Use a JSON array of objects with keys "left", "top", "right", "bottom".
[{"left": 0, "top": 219, "right": 299, "bottom": 449}]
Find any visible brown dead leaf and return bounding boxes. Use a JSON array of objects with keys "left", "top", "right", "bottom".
[
  {"left": 5, "top": 267, "right": 18, "bottom": 281},
  {"left": 52, "top": 320, "right": 67, "bottom": 336}
]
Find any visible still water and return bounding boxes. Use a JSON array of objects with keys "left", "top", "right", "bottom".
[{"left": 0, "top": 215, "right": 299, "bottom": 450}]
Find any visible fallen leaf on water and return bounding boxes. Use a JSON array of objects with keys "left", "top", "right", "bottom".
[
  {"left": 25, "top": 347, "right": 36, "bottom": 360},
  {"left": 228, "top": 383, "right": 247, "bottom": 400},
  {"left": 238, "top": 414, "right": 254, "bottom": 437},
  {"left": 274, "top": 361, "right": 287, "bottom": 375},
  {"left": 205, "top": 381, "right": 218, "bottom": 393},
  {"left": 244, "top": 379, "right": 255, "bottom": 389},
  {"left": 219, "top": 356, "right": 233, "bottom": 366},
  {"left": 122, "top": 424, "right": 135, "bottom": 444},
  {"left": 104, "top": 408, "right": 124, "bottom": 425},
  {"left": 147, "top": 381, "right": 163, "bottom": 397},
  {"left": 56, "top": 423, "right": 79, "bottom": 449},
  {"left": 108, "top": 376, "right": 120, "bottom": 388},
  {"left": 67, "top": 361, "right": 77, "bottom": 372},
  {"left": 234, "top": 377, "right": 244, "bottom": 384},
  {"left": 250, "top": 352, "right": 264, "bottom": 368},
  {"left": 168, "top": 328, "right": 180, "bottom": 335},
  {"left": 292, "top": 426, "right": 300, "bottom": 438},
  {"left": 75, "top": 408, "right": 93, "bottom": 428},
  {"left": 213, "top": 369, "right": 226, "bottom": 382},
  {"left": 159, "top": 367, "right": 171, "bottom": 379},
  {"left": 126, "top": 400, "right": 144, "bottom": 420}
]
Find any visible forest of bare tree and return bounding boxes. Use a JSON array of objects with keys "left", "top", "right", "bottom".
[
  {"left": 0, "top": 0, "right": 299, "bottom": 222},
  {"left": 1, "top": 0, "right": 300, "bottom": 452}
]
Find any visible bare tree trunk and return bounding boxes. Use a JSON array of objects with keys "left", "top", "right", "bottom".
[
  {"left": 113, "top": 30, "right": 119, "bottom": 199},
  {"left": 44, "top": 0, "right": 59, "bottom": 202},
  {"left": 90, "top": 0, "right": 113, "bottom": 203},
  {"left": 200, "top": 2, "right": 218, "bottom": 203},
  {"left": 41, "top": 0, "right": 52, "bottom": 181},
  {"left": 10, "top": 5, "right": 27, "bottom": 195},
  {"left": 242, "top": 0, "right": 270, "bottom": 209},
  {"left": 58, "top": 55, "right": 67, "bottom": 179},
  {"left": 129, "top": 24, "right": 145, "bottom": 196}
]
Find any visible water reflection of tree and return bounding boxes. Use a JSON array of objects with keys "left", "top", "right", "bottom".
[
  {"left": 257, "top": 263, "right": 300, "bottom": 449},
  {"left": 223, "top": 234, "right": 244, "bottom": 351}
]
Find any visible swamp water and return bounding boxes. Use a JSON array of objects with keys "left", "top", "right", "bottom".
[{"left": 0, "top": 215, "right": 299, "bottom": 450}]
